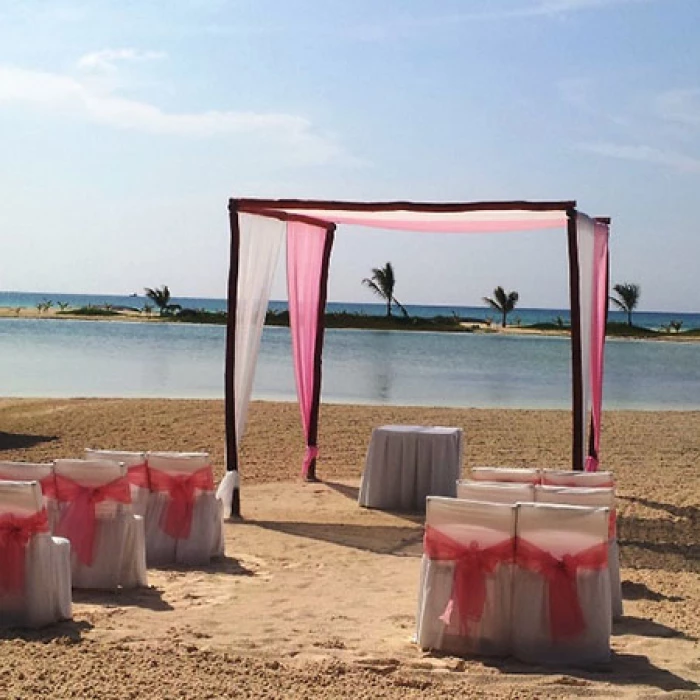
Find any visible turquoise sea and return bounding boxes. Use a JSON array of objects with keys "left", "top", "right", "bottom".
[{"left": 0, "top": 304, "right": 699, "bottom": 409}]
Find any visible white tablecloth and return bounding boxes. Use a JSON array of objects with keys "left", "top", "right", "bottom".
[{"left": 358, "top": 425, "right": 463, "bottom": 511}]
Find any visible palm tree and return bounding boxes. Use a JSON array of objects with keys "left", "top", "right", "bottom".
[
  {"left": 483, "top": 286, "right": 519, "bottom": 328},
  {"left": 362, "top": 262, "right": 408, "bottom": 318},
  {"left": 144, "top": 285, "right": 181, "bottom": 317},
  {"left": 610, "top": 282, "right": 640, "bottom": 326}
]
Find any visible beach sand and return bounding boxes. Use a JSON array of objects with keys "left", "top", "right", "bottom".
[{"left": 0, "top": 398, "right": 698, "bottom": 698}]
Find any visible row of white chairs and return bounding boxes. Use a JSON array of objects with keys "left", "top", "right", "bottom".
[
  {"left": 456, "top": 479, "right": 622, "bottom": 619},
  {"left": 0, "top": 451, "right": 224, "bottom": 616},
  {"left": 470, "top": 466, "right": 615, "bottom": 487},
  {"left": 416, "top": 497, "right": 612, "bottom": 666}
]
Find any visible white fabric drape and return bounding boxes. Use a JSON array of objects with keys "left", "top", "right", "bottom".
[
  {"left": 233, "top": 213, "right": 285, "bottom": 439},
  {"left": 218, "top": 213, "right": 284, "bottom": 514}
]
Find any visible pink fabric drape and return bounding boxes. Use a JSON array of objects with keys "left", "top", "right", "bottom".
[
  {"left": 423, "top": 525, "right": 515, "bottom": 633},
  {"left": 0, "top": 509, "right": 49, "bottom": 593},
  {"left": 515, "top": 537, "right": 608, "bottom": 640},
  {"left": 286, "top": 221, "right": 334, "bottom": 479},
  {"left": 585, "top": 222, "right": 610, "bottom": 472},
  {"left": 54, "top": 474, "right": 131, "bottom": 566},
  {"left": 148, "top": 466, "right": 214, "bottom": 539}
]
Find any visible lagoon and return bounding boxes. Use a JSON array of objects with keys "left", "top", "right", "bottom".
[{"left": 1, "top": 318, "right": 699, "bottom": 410}]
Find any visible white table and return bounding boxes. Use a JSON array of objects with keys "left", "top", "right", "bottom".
[{"left": 358, "top": 425, "right": 463, "bottom": 511}]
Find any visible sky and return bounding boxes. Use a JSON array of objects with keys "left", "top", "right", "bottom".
[{"left": 0, "top": 0, "right": 698, "bottom": 312}]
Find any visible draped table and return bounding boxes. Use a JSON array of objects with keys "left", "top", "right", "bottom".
[{"left": 358, "top": 425, "right": 463, "bottom": 511}]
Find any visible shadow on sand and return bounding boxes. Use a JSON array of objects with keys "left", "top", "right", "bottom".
[
  {"left": 613, "top": 614, "right": 697, "bottom": 643},
  {"left": 0, "top": 618, "right": 92, "bottom": 643},
  {"left": 0, "top": 431, "right": 58, "bottom": 451},
  {"left": 622, "top": 580, "right": 684, "bottom": 603},
  {"left": 247, "top": 519, "right": 424, "bottom": 557},
  {"left": 467, "top": 650, "right": 700, "bottom": 694},
  {"left": 150, "top": 555, "right": 256, "bottom": 578},
  {"left": 73, "top": 585, "right": 175, "bottom": 612}
]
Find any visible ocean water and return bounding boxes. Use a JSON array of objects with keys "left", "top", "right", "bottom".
[
  {"left": 1, "top": 318, "right": 699, "bottom": 410},
  {"left": 1, "top": 291, "right": 699, "bottom": 331}
]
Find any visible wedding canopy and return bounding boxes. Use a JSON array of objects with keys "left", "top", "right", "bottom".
[{"left": 218, "top": 199, "right": 611, "bottom": 517}]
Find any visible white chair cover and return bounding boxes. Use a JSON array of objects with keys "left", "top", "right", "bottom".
[
  {"left": 0, "top": 461, "right": 59, "bottom": 531},
  {"left": 416, "top": 497, "right": 516, "bottom": 657},
  {"left": 512, "top": 502, "right": 611, "bottom": 665},
  {"left": 470, "top": 467, "right": 541, "bottom": 484},
  {"left": 84, "top": 449, "right": 150, "bottom": 517},
  {"left": 456, "top": 479, "right": 535, "bottom": 504},
  {"left": 534, "top": 485, "right": 622, "bottom": 619},
  {"left": 541, "top": 469, "right": 614, "bottom": 488},
  {"left": 53, "top": 459, "right": 147, "bottom": 590},
  {"left": 0, "top": 480, "right": 72, "bottom": 628},
  {"left": 145, "top": 452, "right": 223, "bottom": 566}
]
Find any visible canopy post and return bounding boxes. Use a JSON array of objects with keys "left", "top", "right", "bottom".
[
  {"left": 304, "top": 225, "right": 335, "bottom": 482},
  {"left": 567, "top": 208, "right": 584, "bottom": 471},
  {"left": 224, "top": 200, "right": 241, "bottom": 517}
]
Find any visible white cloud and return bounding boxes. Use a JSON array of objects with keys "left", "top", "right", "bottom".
[
  {"left": 656, "top": 89, "right": 700, "bottom": 129},
  {"left": 414, "top": 0, "right": 656, "bottom": 24},
  {"left": 77, "top": 48, "right": 168, "bottom": 72},
  {"left": 578, "top": 141, "right": 700, "bottom": 173},
  {"left": 0, "top": 65, "right": 356, "bottom": 166}
]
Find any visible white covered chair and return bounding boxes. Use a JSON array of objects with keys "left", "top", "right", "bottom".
[
  {"left": 0, "top": 461, "right": 59, "bottom": 531},
  {"left": 84, "top": 449, "right": 150, "bottom": 517},
  {"left": 145, "top": 452, "right": 223, "bottom": 566},
  {"left": 456, "top": 479, "right": 535, "bottom": 504},
  {"left": 0, "top": 480, "right": 71, "bottom": 628},
  {"left": 416, "top": 497, "right": 516, "bottom": 657},
  {"left": 470, "top": 467, "right": 541, "bottom": 484},
  {"left": 541, "top": 469, "right": 614, "bottom": 488},
  {"left": 512, "top": 502, "right": 611, "bottom": 666},
  {"left": 535, "top": 485, "right": 622, "bottom": 619},
  {"left": 53, "top": 459, "right": 147, "bottom": 590}
]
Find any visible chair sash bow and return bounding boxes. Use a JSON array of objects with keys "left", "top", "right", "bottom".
[
  {"left": 126, "top": 462, "right": 150, "bottom": 489},
  {"left": 55, "top": 474, "right": 131, "bottom": 566},
  {"left": 515, "top": 537, "right": 608, "bottom": 640},
  {"left": 0, "top": 509, "right": 49, "bottom": 593},
  {"left": 148, "top": 466, "right": 214, "bottom": 540},
  {"left": 424, "top": 526, "right": 515, "bottom": 633}
]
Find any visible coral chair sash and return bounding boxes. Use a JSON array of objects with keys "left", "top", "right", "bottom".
[
  {"left": 148, "top": 466, "right": 214, "bottom": 539},
  {"left": 39, "top": 475, "right": 57, "bottom": 499},
  {"left": 0, "top": 509, "right": 49, "bottom": 593},
  {"left": 55, "top": 474, "right": 131, "bottom": 566},
  {"left": 515, "top": 537, "right": 608, "bottom": 640},
  {"left": 424, "top": 525, "right": 515, "bottom": 633},
  {"left": 126, "top": 463, "right": 150, "bottom": 489}
]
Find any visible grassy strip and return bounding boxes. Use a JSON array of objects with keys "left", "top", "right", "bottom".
[{"left": 51, "top": 306, "right": 699, "bottom": 338}]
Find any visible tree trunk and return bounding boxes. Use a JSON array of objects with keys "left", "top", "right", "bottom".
[
  {"left": 386, "top": 299, "right": 392, "bottom": 318},
  {"left": 627, "top": 311, "right": 632, "bottom": 326},
  {"left": 502, "top": 310, "right": 507, "bottom": 328}
]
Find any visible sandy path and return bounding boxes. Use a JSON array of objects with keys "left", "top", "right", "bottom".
[{"left": 0, "top": 399, "right": 698, "bottom": 698}]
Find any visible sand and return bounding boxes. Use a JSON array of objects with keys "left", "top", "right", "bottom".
[{"left": 0, "top": 398, "right": 698, "bottom": 698}]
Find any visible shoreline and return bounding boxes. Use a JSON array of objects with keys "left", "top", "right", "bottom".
[{"left": 1, "top": 306, "right": 698, "bottom": 342}]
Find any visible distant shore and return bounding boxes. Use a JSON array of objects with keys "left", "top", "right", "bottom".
[{"left": 1, "top": 305, "right": 699, "bottom": 341}]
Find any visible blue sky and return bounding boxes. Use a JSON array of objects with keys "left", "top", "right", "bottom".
[{"left": 1, "top": 0, "right": 698, "bottom": 311}]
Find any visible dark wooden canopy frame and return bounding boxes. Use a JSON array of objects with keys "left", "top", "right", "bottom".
[{"left": 225, "top": 198, "right": 610, "bottom": 517}]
